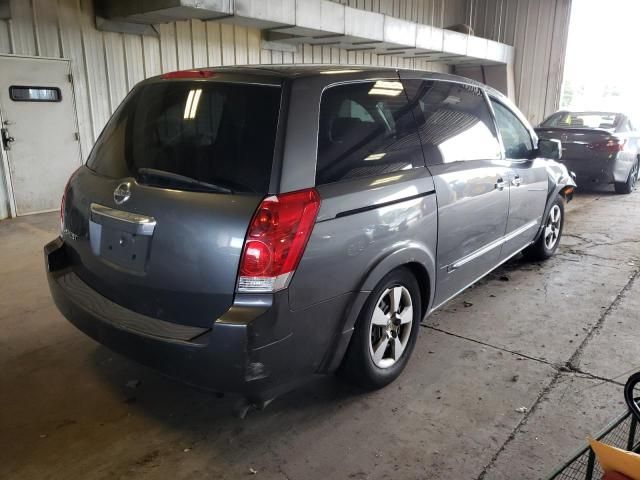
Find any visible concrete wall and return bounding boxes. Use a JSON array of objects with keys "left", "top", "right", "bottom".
[{"left": 466, "top": 0, "right": 572, "bottom": 125}]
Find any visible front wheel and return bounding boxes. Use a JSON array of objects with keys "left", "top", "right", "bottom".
[
  {"left": 338, "top": 267, "right": 421, "bottom": 390},
  {"left": 522, "top": 195, "right": 564, "bottom": 261},
  {"left": 614, "top": 160, "right": 638, "bottom": 194}
]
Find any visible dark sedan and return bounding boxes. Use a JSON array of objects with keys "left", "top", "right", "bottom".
[{"left": 536, "top": 111, "right": 639, "bottom": 193}]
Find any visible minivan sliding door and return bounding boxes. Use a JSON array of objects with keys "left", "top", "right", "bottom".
[
  {"left": 488, "top": 97, "right": 548, "bottom": 261},
  {"left": 401, "top": 79, "right": 509, "bottom": 308}
]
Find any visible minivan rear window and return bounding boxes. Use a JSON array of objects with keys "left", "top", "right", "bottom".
[{"left": 87, "top": 81, "right": 282, "bottom": 194}]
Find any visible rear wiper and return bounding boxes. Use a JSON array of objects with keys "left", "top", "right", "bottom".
[{"left": 137, "top": 168, "right": 233, "bottom": 194}]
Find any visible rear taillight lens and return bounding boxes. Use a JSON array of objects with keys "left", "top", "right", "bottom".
[
  {"left": 237, "top": 188, "right": 321, "bottom": 293},
  {"left": 591, "top": 138, "right": 626, "bottom": 154}
]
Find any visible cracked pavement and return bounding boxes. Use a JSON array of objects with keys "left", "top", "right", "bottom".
[{"left": 2, "top": 187, "right": 640, "bottom": 479}]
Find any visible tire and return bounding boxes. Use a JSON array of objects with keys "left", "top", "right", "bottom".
[
  {"left": 338, "top": 267, "right": 421, "bottom": 390},
  {"left": 614, "top": 160, "right": 638, "bottom": 194},
  {"left": 522, "top": 195, "right": 564, "bottom": 261}
]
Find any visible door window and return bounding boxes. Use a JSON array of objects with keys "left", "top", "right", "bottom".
[
  {"left": 490, "top": 99, "right": 534, "bottom": 159},
  {"left": 9, "top": 86, "right": 61, "bottom": 102},
  {"left": 316, "top": 80, "right": 424, "bottom": 185},
  {"left": 402, "top": 80, "right": 501, "bottom": 164}
]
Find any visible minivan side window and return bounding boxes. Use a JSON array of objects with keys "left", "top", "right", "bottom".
[
  {"left": 402, "top": 80, "right": 501, "bottom": 164},
  {"left": 489, "top": 98, "right": 534, "bottom": 159},
  {"left": 316, "top": 80, "right": 424, "bottom": 185}
]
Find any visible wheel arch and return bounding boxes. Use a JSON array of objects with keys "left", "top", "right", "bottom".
[
  {"left": 403, "top": 261, "right": 431, "bottom": 319},
  {"left": 359, "top": 245, "right": 435, "bottom": 316},
  {"left": 533, "top": 165, "right": 575, "bottom": 243},
  {"left": 319, "top": 246, "right": 435, "bottom": 373}
]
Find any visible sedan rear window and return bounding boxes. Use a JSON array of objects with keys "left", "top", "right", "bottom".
[
  {"left": 541, "top": 112, "right": 621, "bottom": 130},
  {"left": 87, "top": 82, "right": 281, "bottom": 194}
]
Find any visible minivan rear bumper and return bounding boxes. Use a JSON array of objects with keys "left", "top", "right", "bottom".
[{"left": 45, "top": 237, "right": 353, "bottom": 401}]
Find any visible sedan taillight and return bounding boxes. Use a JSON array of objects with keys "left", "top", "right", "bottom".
[
  {"left": 237, "top": 188, "right": 321, "bottom": 293},
  {"left": 590, "top": 138, "right": 626, "bottom": 154}
]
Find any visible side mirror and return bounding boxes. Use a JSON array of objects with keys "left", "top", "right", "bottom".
[{"left": 538, "top": 138, "right": 562, "bottom": 160}]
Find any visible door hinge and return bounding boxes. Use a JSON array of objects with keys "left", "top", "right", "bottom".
[
  {"left": 74, "top": 132, "right": 80, "bottom": 141},
  {"left": 68, "top": 73, "right": 73, "bottom": 84}
]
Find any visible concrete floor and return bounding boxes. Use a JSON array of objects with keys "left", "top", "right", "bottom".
[{"left": 1, "top": 188, "right": 639, "bottom": 479}]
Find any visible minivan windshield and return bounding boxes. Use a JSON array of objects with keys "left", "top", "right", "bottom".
[{"left": 87, "top": 81, "right": 282, "bottom": 194}]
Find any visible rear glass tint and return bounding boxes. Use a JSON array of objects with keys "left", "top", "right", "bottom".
[
  {"left": 87, "top": 81, "right": 281, "bottom": 194},
  {"left": 316, "top": 80, "right": 425, "bottom": 185},
  {"left": 402, "top": 80, "right": 501, "bottom": 164}
]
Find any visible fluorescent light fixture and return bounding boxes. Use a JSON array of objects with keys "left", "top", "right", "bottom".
[
  {"left": 183, "top": 90, "right": 195, "bottom": 118},
  {"left": 183, "top": 88, "right": 202, "bottom": 119},
  {"left": 364, "top": 153, "right": 386, "bottom": 161},
  {"left": 368, "top": 80, "right": 403, "bottom": 96},
  {"left": 371, "top": 175, "right": 402, "bottom": 186},
  {"left": 369, "top": 88, "right": 402, "bottom": 96},
  {"left": 373, "top": 80, "right": 403, "bottom": 90}
]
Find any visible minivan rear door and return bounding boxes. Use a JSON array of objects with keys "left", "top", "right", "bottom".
[{"left": 62, "top": 75, "right": 283, "bottom": 328}]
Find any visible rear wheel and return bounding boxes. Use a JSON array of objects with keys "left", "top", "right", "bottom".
[
  {"left": 614, "top": 160, "right": 638, "bottom": 194},
  {"left": 522, "top": 195, "right": 564, "bottom": 261},
  {"left": 338, "top": 268, "right": 421, "bottom": 390}
]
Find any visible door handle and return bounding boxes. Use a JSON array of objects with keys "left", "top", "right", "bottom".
[
  {"left": 512, "top": 175, "right": 522, "bottom": 187},
  {"left": 495, "top": 178, "right": 506, "bottom": 191},
  {"left": 1, "top": 128, "right": 15, "bottom": 150}
]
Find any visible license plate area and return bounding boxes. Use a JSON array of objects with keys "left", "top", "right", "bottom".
[
  {"left": 99, "top": 228, "right": 150, "bottom": 272},
  {"left": 89, "top": 203, "right": 156, "bottom": 274}
]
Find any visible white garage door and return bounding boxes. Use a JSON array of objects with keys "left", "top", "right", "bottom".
[{"left": 0, "top": 56, "right": 82, "bottom": 216}]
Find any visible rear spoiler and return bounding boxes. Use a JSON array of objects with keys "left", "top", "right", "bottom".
[{"left": 534, "top": 127, "right": 614, "bottom": 136}]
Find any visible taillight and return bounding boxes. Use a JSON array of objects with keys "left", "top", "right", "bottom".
[
  {"left": 237, "top": 188, "right": 321, "bottom": 293},
  {"left": 591, "top": 138, "right": 626, "bottom": 154}
]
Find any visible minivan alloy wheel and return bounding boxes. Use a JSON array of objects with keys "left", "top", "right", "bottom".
[
  {"left": 544, "top": 205, "right": 562, "bottom": 250},
  {"left": 369, "top": 286, "right": 413, "bottom": 368}
]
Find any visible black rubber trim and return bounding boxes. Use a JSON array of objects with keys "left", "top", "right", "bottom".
[
  {"left": 335, "top": 190, "right": 435, "bottom": 219},
  {"left": 56, "top": 271, "right": 210, "bottom": 342}
]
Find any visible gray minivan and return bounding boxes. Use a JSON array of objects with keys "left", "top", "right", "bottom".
[{"left": 45, "top": 66, "right": 575, "bottom": 406}]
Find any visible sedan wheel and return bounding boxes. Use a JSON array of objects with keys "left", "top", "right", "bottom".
[
  {"left": 615, "top": 161, "right": 639, "bottom": 194},
  {"left": 543, "top": 205, "right": 562, "bottom": 250},
  {"left": 369, "top": 286, "right": 413, "bottom": 369}
]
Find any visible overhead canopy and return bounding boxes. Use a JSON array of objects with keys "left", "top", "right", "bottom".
[{"left": 94, "top": 0, "right": 513, "bottom": 67}]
